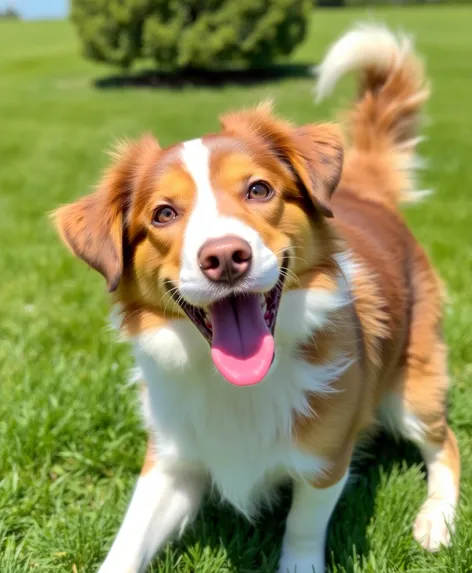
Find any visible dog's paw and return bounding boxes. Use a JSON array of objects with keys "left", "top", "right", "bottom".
[
  {"left": 413, "top": 498, "right": 456, "bottom": 552},
  {"left": 278, "top": 547, "right": 325, "bottom": 573}
]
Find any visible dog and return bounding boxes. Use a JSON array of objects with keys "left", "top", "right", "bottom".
[{"left": 53, "top": 24, "right": 460, "bottom": 573}]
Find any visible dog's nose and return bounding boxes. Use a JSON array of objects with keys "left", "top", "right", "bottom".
[{"left": 198, "top": 236, "right": 252, "bottom": 284}]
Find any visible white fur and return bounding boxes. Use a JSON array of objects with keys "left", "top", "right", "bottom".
[
  {"left": 315, "top": 25, "right": 430, "bottom": 205},
  {"left": 421, "top": 444, "right": 458, "bottom": 509},
  {"left": 315, "top": 24, "right": 412, "bottom": 102},
  {"left": 279, "top": 473, "right": 348, "bottom": 573},
  {"left": 134, "top": 323, "right": 349, "bottom": 516},
  {"left": 413, "top": 443, "right": 458, "bottom": 552},
  {"left": 101, "top": 301, "right": 355, "bottom": 573},
  {"left": 100, "top": 276, "right": 354, "bottom": 571},
  {"left": 98, "top": 463, "right": 207, "bottom": 573},
  {"left": 179, "top": 139, "right": 279, "bottom": 306},
  {"left": 380, "top": 391, "right": 428, "bottom": 445},
  {"left": 102, "top": 136, "right": 358, "bottom": 570},
  {"left": 114, "top": 251, "right": 356, "bottom": 523},
  {"left": 380, "top": 394, "right": 458, "bottom": 551},
  {"left": 276, "top": 254, "right": 354, "bottom": 345}
]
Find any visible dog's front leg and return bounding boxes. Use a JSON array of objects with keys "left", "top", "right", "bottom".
[
  {"left": 99, "top": 447, "right": 207, "bottom": 573},
  {"left": 278, "top": 472, "right": 348, "bottom": 573}
]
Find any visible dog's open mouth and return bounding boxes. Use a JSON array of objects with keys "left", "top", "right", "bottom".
[{"left": 169, "top": 257, "right": 288, "bottom": 387}]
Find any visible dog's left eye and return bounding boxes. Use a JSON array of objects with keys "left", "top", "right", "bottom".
[
  {"left": 152, "top": 205, "right": 178, "bottom": 226},
  {"left": 247, "top": 181, "right": 273, "bottom": 202}
]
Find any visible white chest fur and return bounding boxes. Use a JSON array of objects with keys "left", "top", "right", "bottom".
[{"left": 129, "top": 283, "right": 352, "bottom": 516}]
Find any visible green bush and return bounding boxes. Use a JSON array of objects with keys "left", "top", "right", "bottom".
[{"left": 71, "top": 0, "right": 312, "bottom": 70}]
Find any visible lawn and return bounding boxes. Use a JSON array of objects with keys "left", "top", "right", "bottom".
[{"left": 0, "top": 5, "right": 471, "bottom": 572}]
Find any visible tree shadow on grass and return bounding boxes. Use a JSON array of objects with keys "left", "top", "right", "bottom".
[
  {"left": 93, "top": 63, "right": 315, "bottom": 91},
  {"left": 160, "top": 433, "right": 423, "bottom": 573}
]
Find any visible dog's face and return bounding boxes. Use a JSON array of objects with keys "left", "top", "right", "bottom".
[{"left": 54, "top": 105, "right": 343, "bottom": 386}]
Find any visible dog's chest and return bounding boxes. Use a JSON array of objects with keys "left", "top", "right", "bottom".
[{"left": 136, "top": 346, "right": 329, "bottom": 515}]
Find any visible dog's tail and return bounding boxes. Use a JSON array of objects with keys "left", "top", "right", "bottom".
[{"left": 316, "top": 24, "right": 430, "bottom": 207}]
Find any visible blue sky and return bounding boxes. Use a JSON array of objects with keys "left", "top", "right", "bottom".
[{"left": 1, "top": 0, "right": 68, "bottom": 19}]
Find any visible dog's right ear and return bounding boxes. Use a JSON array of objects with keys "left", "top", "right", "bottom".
[
  {"left": 52, "top": 135, "right": 159, "bottom": 292},
  {"left": 221, "top": 103, "right": 343, "bottom": 218}
]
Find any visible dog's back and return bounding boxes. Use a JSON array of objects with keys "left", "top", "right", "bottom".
[
  {"left": 316, "top": 26, "right": 440, "bottom": 381},
  {"left": 316, "top": 25, "right": 460, "bottom": 554}
]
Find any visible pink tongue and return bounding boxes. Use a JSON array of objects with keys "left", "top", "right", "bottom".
[{"left": 210, "top": 294, "right": 274, "bottom": 386}]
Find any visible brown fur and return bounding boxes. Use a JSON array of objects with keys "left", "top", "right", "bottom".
[
  {"left": 221, "top": 103, "right": 344, "bottom": 218},
  {"left": 53, "top": 25, "right": 459, "bottom": 540},
  {"left": 290, "top": 39, "right": 459, "bottom": 492},
  {"left": 55, "top": 112, "right": 345, "bottom": 329}
]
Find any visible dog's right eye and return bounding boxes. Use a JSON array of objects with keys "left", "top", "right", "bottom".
[
  {"left": 152, "top": 205, "right": 178, "bottom": 226},
  {"left": 246, "top": 180, "right": 274, "bottom": 202}
]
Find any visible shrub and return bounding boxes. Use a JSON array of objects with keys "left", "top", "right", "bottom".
[{"left": 71, "top": 0, "right": 312, "bottom": 70}]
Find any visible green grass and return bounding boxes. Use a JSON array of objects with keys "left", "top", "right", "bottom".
[{"left": 0, "top": 6, "right": 471, "bottom": 572}]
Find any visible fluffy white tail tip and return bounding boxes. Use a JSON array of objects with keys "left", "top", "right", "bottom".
[{"left": 315, "top": 24, "right": 411, "bottom": 103}]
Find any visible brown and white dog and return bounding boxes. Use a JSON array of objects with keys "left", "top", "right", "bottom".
[{"left": 54, "top": 25, "right": 460, "bottom": 573}]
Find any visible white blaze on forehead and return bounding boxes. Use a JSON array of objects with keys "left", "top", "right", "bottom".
[
  {"left": 180, "top": 139, "right": 218, "bottom": 216},
  {"left": 179, "top": 138, "right": 220, "bottom": 276},
  {"left": 178, "top": 138, "right": 279, "bottom": 306}
]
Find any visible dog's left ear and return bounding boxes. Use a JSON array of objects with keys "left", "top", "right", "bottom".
[
  {"left": 52, "top": 135, "right": 159, "bottom": 292},
  {"left": 221, "top": 105, "right": 344, "bottom": 217}
]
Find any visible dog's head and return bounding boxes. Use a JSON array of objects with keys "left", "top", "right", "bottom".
[{"left": 54, "top": 104, "right": 343, "bottom": 386}]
